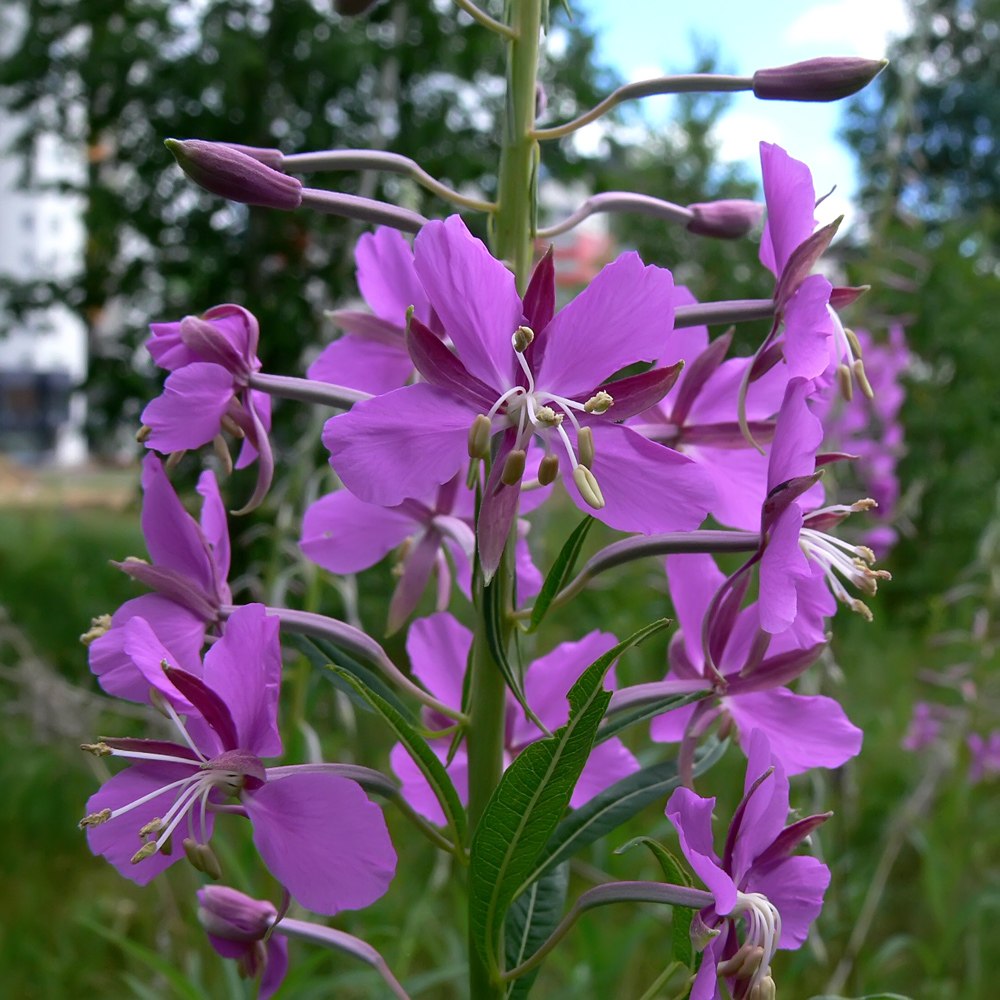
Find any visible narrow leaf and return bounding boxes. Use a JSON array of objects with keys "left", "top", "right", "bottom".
[
  {"left": 504, "top": 862, "right": 570, "bottom": 1000},
  {"left": 469, "top": 619, "right": 670, "bottom": 972},
  {"left": 523, "top": 736, "right": 729, "bottom": 890},
  {"left": 330, "top": 667, "right": 467, "bottom": 848},
  {"left": 528, "top": 515, "right": 594, "bottom": 632},
  {"left": 595, "top": 689, "right": 708, "bottom": 745}
]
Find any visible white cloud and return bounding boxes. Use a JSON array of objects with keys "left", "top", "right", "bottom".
[{"left": 784, "top": 0, "right": 910, "bottom": 58}]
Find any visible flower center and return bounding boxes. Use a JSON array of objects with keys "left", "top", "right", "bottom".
[{"left": 721, "top": 891, "right": 781, "bottom": 997}]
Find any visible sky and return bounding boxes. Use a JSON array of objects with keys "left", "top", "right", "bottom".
[{"left": 574, "top": 0, "right": 910, "bottom": 228}]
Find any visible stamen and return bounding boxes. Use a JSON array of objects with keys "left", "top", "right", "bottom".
[
  {"left": 135, "top": 424, "right": 152, "bottom": 443},
  {"left": 212, "top": 435, "right": 234, "bottom": 475},
  {"left": 81, "top": 742, "right": 112, "bottom": 757},
  {"left": 80, "top": 614, "right": 112, "bottom": 647},
  {"left": 577, "top": 426, "right": 595, "bottom": 470},
  {"left": 837, "top": 363, "right": 854, "bottom": 402},
  {"left": 501, "top": 449, "right": 527, "bottom": 486},
  {"left": 583, "top": 391, "right": 614, "bottom": 414},
  {"left": 852, "top": 358, "right": 874, "bottom": 399},
  {"left": 220, "top": 414, "right": 245, "bottom": 438},
  {"left": 159, "top": 688, "right": 210, "bottom": 762},
  {"left": 573, "top": 465, "right": 605, "bottom": 509},
  {"left": 166, "top": 450, "right": 186, "bottom": 470},
  {"left": 538, "top": 453, "right": 559, "bottom": 486},
  {"left": 79, "top": 809, "right": 112, "bottom": 829},
  {"left": 512, "top": 325, "right": 535, "bottom": 352},
  {"left": 534, "top": 406, "right": 563, "bottom": 427},
  {"left": 486, "top": 385, "right": 525, "bottom": 422},
  {"left": 468, "top": 414, "right": 492, "bottom": 458}
]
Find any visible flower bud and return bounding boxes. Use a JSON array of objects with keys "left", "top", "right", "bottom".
[
  {"left": 753, "top": 56, "right": 888, "bottom": 103},
  {"left": 197, "top": 886, "right": 276, "bottom": 942},
  {"left": 218, "top": 143, "right": 285, "bottom": 170},
  {"left": 165, "top": 138, "right": 302, "bottom": 210},
  {"left": 686, "top": 200, "right": 764, "bottom": 240}
]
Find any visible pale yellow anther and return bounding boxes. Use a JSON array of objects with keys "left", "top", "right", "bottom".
[
  {"left": 131, "top": 842, "right": 159, "bottom": 864},
  {"left": 123, "top": 556, "right": 149, "bottom": 565},
  {"left": 856, "top": 545, "right": 877, "bottom": 564},
  {"left": 577, "top": 426, "right": 595, "bottom": 470},
  {"left": 749, "top": 975, "right": 776, "bottom": 1000},
  {"left": 852, "top": 358, "right": 874, "bottom": 400},
  {"left": 135, "top": 424, "right": 152, "bottom": 443},
  {"left": 537, "top": 454, "right": 559, "bottom": 486},
  {"left": 850, "top": 498, "right": 878, "bottom": 512},
  {"left": 468, "top": 414, "right": 492, "bottom": 459},
  {"left": 501, "top": 449, "right": 527, "bottom": 486},
  {"left": 220, "top": 414, "right": 245, "bottom": 438},
  {"left": 184, "top": 838, "right": 222, "bottom": 880},
  {"left": 850, "top": 598, "right": 874, "bottom": 622},
  {"left": 535, "top": 406, "right": 563, "bottom": 427},
  {"left": 718, "top": 942, "right": 763, "bottom": 980},
  {"left": 80, "top": 742, "right": 112, "bottom": 757},
  {"left": 80, "top": 614, "right": 112, "bottom": 647},
  {"left": 583, "top": 390, "right": 614, "bottom": 414},
  {"left": 148, "top": 687, "right": 172, "bottom": 719},
  {"left": 139, "top": 818, "right": 163, "bottom": 839},
  {"left": 212, "top": 435, "right": 234, "bottom": 476},
  {"left": 166, "top": 450, "right": 186, "bottom": 470},
  {"left": 573, "top": 465, "right": 605, "bottom": 509},
  {"left": 78, "top": 808, "right": 112, "bottom": 829},
  {"left": 837, "top": 363, "right": 854, "bottom": 402},
  {"left": 845, "top": 327, "right": 863, "bottom": 358},
  {"left": 512, "top": 325, "right": 535, "bottom": 352}
]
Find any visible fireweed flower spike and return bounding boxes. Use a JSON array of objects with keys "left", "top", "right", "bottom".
[
  {"left": 322, "top": 215, "right": 716, "bottom": 576},
  {"left": 81, "top": 604, "right": 397, "bottom": 915},
  {"left": 88, "top": 453, "right": 230, "bottom": 702},
  {"left": 666, "top": 729, "right": 831, "bottom": 1000},
  {"left": 388, "top": 613, "right": 640, "bottom": 823},
  {"left": 140, "top": 303, "right": 274, "bottom": 512},
  {"left": 299, "top": 474, "right": 544, "bottom": 634}
]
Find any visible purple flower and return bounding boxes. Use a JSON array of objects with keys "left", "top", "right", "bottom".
[
  {"left": 322, "top": 215, "right": 715, "bottom": 576},
  {"left": 88, "top": 454, "right": 231, "bottom": 703},
  {"left": 901, "top": 702, "right": 941, "bottom": 753},
  {"left": 388, "top": 613, "right": 640, "bottom": 824},
  {"left": 666, "top": 729, "right": 831, "bottom": 1000},
  {"left": 197, "top": 886, "right": 288, "bottom": 999},
  {"left": 142, "top": 303, "right": 273, "bottom": 510},
  {"left": 967, "top": 730, "right": 1000, "bottom": 784},
  {"left": 646, "top": 552, "right": 860, "bottom": 777},
  {"left": 81, "top": 604, "right": 397, "bottom": 916},
  {"left": 308, "top": 227, "right": 442, "bottom": 395},
  {"left": 300, "top": 473, "right": 543, "bottom": 633}
]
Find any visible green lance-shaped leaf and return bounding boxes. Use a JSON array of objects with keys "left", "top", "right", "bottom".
[
  {"left": 503, "top": 862, "right": 570, "bottom": 1000},
  {"left": 286, "top": 633, "right": 417, "bottom": 723},
  {"left": 330, "top": 667, "right": 467, "bottom": 848},
  {"left": 615, "top": 837, "right": 694, "bottom": 968},
  {"left": 528, "top": 514, "right": 594, "bottom": 633},
  {"left": 469, "top": 619, "right": 670, "bottom": 974},
  {"left": 594, "top": 689, "right": 708, "bottom": 745},
  {"left": 520, "top": 736, "right": 729, "bottom": 891}
]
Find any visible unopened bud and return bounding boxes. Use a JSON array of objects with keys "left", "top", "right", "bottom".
[
  {"left": 512, "top": 325, "right": 535, "bottom": 352},
  {"left": 468, "top": 414, "right": 492, "bottom": 459},
  {"left": 78, "top": 808, "right": 112, "bottom": 828},
  {"left": 573, "top": 465, "right": 605, "bottom": 509},
  {"left": 687, "top": 199, "right": 764, "bottom": 240},
  {"left": 501, "top": 449, "right": 527, "bottom": 486},
  {"left": 198, "top": 885, "right": 276, "bottom": 942},
  {"left": 583, "top": 391, "right": 614, "bottom": 414},
  {"left": 577, "top": 426, "right": 595, "bottom": 469},
  {"left": 753, "top": 56, "right": 888, "bottom": 102},
  {"left": 135, "top": 424, "right": 152, "bottom": 443},
  {"left": 836, "top": 363, "right": 854, "bottom": 402},
  {"left": 131, "top": 842, "right": 159, "bottom": 864},
  {"left": 80, "top": 613, "right": 112, "bottom": 647},
  {"left": 165, "top": 138, "right": 303, "bottom": 210},
  {"left": 537, "top": 453, "right": 559, "bottom": 486},
  {"left": 218, "top": 143, "right": 284, "bottom": 171},
  {"left": 852, "top": 358, "right": 874, "bottom": 399}
]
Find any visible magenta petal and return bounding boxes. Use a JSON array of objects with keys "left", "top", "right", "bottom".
[
  {"left": 729, "top": 732, "right": 789, "bottom": 883},
  {"left": 515, "top": 531, "right": 543, "bottom": 600},
  {"left": 234, "top": 390, "right": 271, "bottom": 470},
  {"left": 665, "top": 787, "right": 738, "bottom": 914},
  {"left": 259, "top": 936, "right": 290, "bottom": 1000},
  {"left": 387, "top": 530, "right": 440, "bottom": 633},
  {"left": 122, "top": 616, "right": 200, "bottom": 713},
  {"left": 564, "top": 424, "right": 715, "bottom": 534},
  {"left": 726, "top": 689, "right": 863, "bottom": 776},
  {"left": 571, "top": 737, "right": 640, "bottom": 807},
  {"left": 142, "top": 363, "right": 234, "bottom": 453},
  {"left": 414, "top": 217, "right": 522, "bottom": 390},
  {"left": 782, "top": 275, "right": 835, "bottom": 379},
  {"left": 203, "top": 604, "right": 282, "bottom": 758},
  {"left": 86, "top": 763, "right": 204, "bottom": 885},
  {"left": 666, "top": 553, "right": 724, "bottom": 669},
  {"left": 759, "top": 506, "right": 809, "bottom": 634},
  {"left": 691, "top": 931, "right": 727, "bottom": 1000},
  {"left": 196, "top": 469, "right": 231, "bottom": 591},
  {"left": 767, "top": 378, "right": 823, "bottom": 492},
  {"left": 147, "top": 320, "right": 198, "bottom": 371},
  {"left": 406, "top": 612, "right": 472, "bottom": 711},
  {"left": 300, "top": 491, "right": 415, "bottom": 573},
  {"left": 390, "top": 741, "right": 469, "bottom": 825},
  {"left": 649, "top": 700, "right": 699, "bottom": 743},
  {"left": 323, "top": 384, "right": 477, "bottom": 506},
  {"left": 759, "top": 142, "right": 817, "bottom": 277},
  {"left": 307, "top": 335, "right": 415, "bottom": 396},
  {"left": 749, "top": 854, "right": 830, "bottom": 949},
  {"left": 477, "top": 433, "right": 523, "bottom": 580},
  {"left": 356, "top": 227, "right": 430, "bottom": 325},
  {"left": 689, "top": 446, "right": 770, "bottom": 531},
  {"left": 245, "top": 772, "right": 396, "bottom": 915},
  {"left": 535, "top": 252, "right": 675, "bottom": 397}
]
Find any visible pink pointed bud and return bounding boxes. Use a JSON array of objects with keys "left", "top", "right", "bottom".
[
  {"left": 219, "top": 143, "right": 285, "bottom": 171},
  {"left": 198, "top": 886, "right": 276, "bottom": 942},
  {"left": 686, "top": 200, "right": 764, "bottom": 239},
  {"left": 753, "top": 57, "right": 888, "bottom": 103},
  {"left": 166, "top": 138, "right": 302, "bottom": 210}
]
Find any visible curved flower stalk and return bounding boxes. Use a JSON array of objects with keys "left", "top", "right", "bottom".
[
  {"left": 642, "top": 551, "right": 861, "bottom": 778},
  {"left": 81, "top": 605, "right": 397, "bottom": 915},
  {"left": 666, "top": 729, "right": 831, "bottom": 1000},
  {"left": 87, "top": 454, "right": 230, "bottom": 701},
  {"left": 140, "top": 303, "right": 274, "bottom": 512},
  {"left": 300, "top": 473, "right": 544, "bottom": 634},
  {"left": 323, "top": 215, "right": 716, "bottom": 576},
  {"left": 388, "top": 613, "right": 640, "bottom": 824}
]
